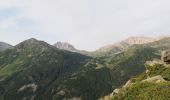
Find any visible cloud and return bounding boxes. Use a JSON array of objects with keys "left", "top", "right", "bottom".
[{"left": 0, "top": 0, "right": 170, "bottom": 51}]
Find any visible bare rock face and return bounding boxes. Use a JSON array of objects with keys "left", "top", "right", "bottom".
[
  {"left": 54, "top": 42, "right": 78, "bottom": 52},
  {"left": 0, "top": 42, "right": 13, "bottom": 51}
]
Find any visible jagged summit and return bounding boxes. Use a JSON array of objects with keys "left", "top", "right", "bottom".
[{"left": 54, "top": 42, "right": 78, "bottom": 52}]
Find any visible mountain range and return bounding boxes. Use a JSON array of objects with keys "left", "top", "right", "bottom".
[
  {"left": 0, "top": 36, "right": 170, "bottom": 100},
  {"left": 53, "top": 36, "right": 168, "bottom": 56},
  {"left": 91, "top": 36, "right": 168, "bottom": 57}
]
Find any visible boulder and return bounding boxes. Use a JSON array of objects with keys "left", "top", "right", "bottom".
[{"left": 142, "top": 75, "right": 166, "bottom": 83}]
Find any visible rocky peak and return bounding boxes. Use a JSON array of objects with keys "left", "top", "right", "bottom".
[{"left": 54, "top": 42, "right": 77, "bottom": 52}]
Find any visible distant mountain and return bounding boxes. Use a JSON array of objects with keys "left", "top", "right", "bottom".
[
  {"left": 92, "top": 36, "right": 168, "bottom": 57},
  {"left": 53, "top": 36, "right": 165, "bottom": 57},
  {"left": 123, "top": 36, "right": 156, "bottom": 45},
  {"left": 53, "top": 42, "right": 90, "bottom": 56},
  {"left": 0, "top": 42, "right": 13, "bottom": 51},
  {"left": 54, "top": 42, "right": 78, "bottom": 52}
]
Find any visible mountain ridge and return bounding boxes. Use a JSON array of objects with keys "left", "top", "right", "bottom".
[
  {"left": 0, "top": 42, "right": 13, "bottom": 52},
  {"left": 91, "top": 36, "right": 169, "bottom": 57},
  {"left": 1, "top": 36, "right": 169, "bottom": 53},
  {"left": 0, "top": 37, "right": 170, "bottom": 100}
]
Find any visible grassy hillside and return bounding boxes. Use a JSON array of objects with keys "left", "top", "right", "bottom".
[
  {"left": 112, "top": 60, "right": 170, "bottom": 100},
  {"left": 92, "top": 45, "right": 159, "bottom": 89},
  {"left": 112, "top": 82, "right": 170, "bottom": 100}
]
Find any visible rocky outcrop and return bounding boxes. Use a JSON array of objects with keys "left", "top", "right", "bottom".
[
  {"left": 161, "top": 49, "right": 170, "bottom": 63},
  {"left": 113, "top": 89, "right": 120, "bottom": 94},
  {"left": 100, "top": 94, "right": 112, "bottom": 100},
  {"left": 123, "top": 80, "right": 132, "bottom": 88},
  {"left": 145, "top": 59, "right": 164, "bottom": 67},
  {"left": 142, "top": 75, "right": 166, "bottom": 83}
]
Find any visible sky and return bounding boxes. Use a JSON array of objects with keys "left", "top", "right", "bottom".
[{"left": 0, "top": 0, "right": 170, "bottom": 51}]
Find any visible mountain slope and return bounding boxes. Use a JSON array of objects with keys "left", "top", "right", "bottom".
[
  {"left": 1, "top": 37, "right": 170, "bottom": 100},
  {"left": 0, "top": 38, "right": 113, "bottom": 100},
  {"left": 0, "top": 42, "right": 13, "bottom": 52},
  {"left": 0, "top": 38, "right": 90, "bottom": 100},
  {"left": 98, "top": 37, "right": 170, "bottom": 100},
  {"left": 111, "top": 59, "right": 170, "bottom": 100},
  {"left": 97, "top": 37, "right": 170, "bottom": 99},
  {"left": 92, "top": 36, "right": 167, "bottom": 57}
]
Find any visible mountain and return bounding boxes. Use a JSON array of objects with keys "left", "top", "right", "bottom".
[
  {"left": 54, "top": 42, "right": 78, "bottom": 52},
  {"left": 103, "top": 37, "right": 170, "bottom": 82},
  {"left": 123, "top": 36, "right": 158, "bottom": 45},
  {"left": 99, "top": 37, "right": 170, "bottom": 100},
  {"left": 54, "top": 36, "right": 165, "bottom": 57},
  {"left": 92, "top": 36, "right": 167, "bottom": 57},
  {"left": 0, "top": 42, "right": 13, "bottom": 52},
  {"left": 54, "top": 42, "right": 90, "bottom": 55},
  {"left": 0, "top": 38, "right": 114, "bottom": 100},
  {"left": 1, "top": 37, "right": 170, "bottom": 100},
  {"left": 0, "top": 38, "right": 89, "bottom": 100}
]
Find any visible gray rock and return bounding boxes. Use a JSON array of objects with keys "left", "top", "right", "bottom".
[
  {"left": 54, "top": 42, "right": 78, "bottom": 52},
  {"left": 142, "top": 75, "right": 166, "bottom": 83}
]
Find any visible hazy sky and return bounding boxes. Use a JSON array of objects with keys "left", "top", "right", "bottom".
[{"left": 0, "top": 0, "right": 170, "bottom": 51}]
